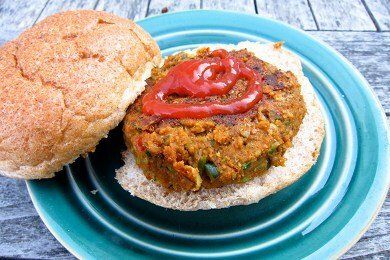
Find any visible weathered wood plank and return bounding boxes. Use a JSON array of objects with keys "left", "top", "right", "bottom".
[
  {"left": 255, "top": 0, "right": 317, "bottom": 30},
  {"left": 37, "top": 0, "right": 97, "bottom": 22},
  {"left": 147, "top": 0, "right": 201, "bottom": 16},
  {"left": 341, "top": 194, "right": 390, "bottom": 259},
  {"left": 0, "top": 216, "right": 74, "bottom": 259},
  {"left": 0, "top": 202, "right": 37, "bottom": 221},
  {"left": 363, "top": 208, "right": 390, "bottom": 239},
  {"left": 308, "top": 0, "right": 376, "bottom": 31},
  {"left": 342, "top": 231, "right": 390, "bottom": 258},
  {"left": 202, "top": 0, "right": 255, "bottom": 14},
  {"left": 364, "top": 0, "right": 390, "bottom": 31},
  {"left": 0, "top": 0, "right": 48, "bottom": 44},
  {"left": 0, "top": 177, "right": 31, "bottom": 208},
  {"left": 96, "top": 0, "right": 149, "bottom": 20},
  {"left": 309, "top": 31, "right": 390, "bottom": 115},
  {"left": 345, "top": 251, "right": 390, "bottom": 259}
]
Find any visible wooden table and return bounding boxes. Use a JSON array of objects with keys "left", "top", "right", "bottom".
[{"left": 0, "top": 0, "right": 388, "bottom": 258}]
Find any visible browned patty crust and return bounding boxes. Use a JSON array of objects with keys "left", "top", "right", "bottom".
[{"left": 123, "top": 48, "right": 306, "bottom": 191}]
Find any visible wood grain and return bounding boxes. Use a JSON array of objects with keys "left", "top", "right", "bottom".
[
  {"left": 310, "top": 31, "right": 390, "bottom": 115},
  {"left": 255, "top": 0, "right": 317, "bottom": 30},
  {"left": 309, "top": 0, "right": 377, "bottom": 31},
  {"left": 342, "top": 197, "right": 390, "bottom": 258},
  {"left": 0, "top": 176, "right": 72, "bottom": 258},
  {"left": 96, "top": 0, "right": 149, "bottom": 20},
  {"left": 0, "top": 177, "right": 31, "bottom": 208},
  {"left": 202, "top": 0, "right": 255, "bottom": 13},
  {"left": 37, "top": 0, "right": 97, "bottom": 22},
  {"left": 147, "top": 0, "right": 201, "bottom": 16},
  {"left": 0, "top": 0, "right": 48, "bottom": 44},
  {"left": 341, "top": 194, "right": 389, "bottom": 259},
  {"left": 364, "top": 0, "right": 390, "bottom": 31},
  {"left": 0, "top": 214, "right": 73, "bottom": 259}
]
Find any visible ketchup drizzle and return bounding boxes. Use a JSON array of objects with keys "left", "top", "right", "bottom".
[{"left": 142, "top": 49, "right": 264, "bottom": 119}]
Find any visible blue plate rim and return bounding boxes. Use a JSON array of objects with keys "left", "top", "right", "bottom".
[{"left": 26, "top": 9, "right": 390, "bottom": 259}]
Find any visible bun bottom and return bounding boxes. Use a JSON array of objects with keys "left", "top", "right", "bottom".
[{"left": 116, "top": 42, "right": 325, "bottom": 211}]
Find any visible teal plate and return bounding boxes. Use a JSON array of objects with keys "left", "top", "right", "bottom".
[{"left": 27, "top": 10, "right": 390, "bottom": 259}]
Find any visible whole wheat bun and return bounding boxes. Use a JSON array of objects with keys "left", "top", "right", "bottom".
[
  {"left": 0, "top": 10, "right": 162, "bottom": 179},
  {"left": 116, "top": 42, "right": 325, "bottom": 210}
]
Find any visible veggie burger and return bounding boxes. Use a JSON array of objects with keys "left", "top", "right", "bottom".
[{"left": 0, "top": 10, "right": 324, "bottom": 211}]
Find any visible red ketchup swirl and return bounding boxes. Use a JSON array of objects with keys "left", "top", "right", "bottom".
[{"left": 142, "top": 49, "right": 263, "bottom": 119}]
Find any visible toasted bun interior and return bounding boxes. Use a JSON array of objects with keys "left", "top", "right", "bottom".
[
  {"left": 0, "top": 10, "right": 162, "bottom": 179},
  {"left": 116, "top": 42, "right": 325, "bottom": 210}
]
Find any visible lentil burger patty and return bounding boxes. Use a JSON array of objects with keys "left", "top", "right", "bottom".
[{"left": 123, "top": 47, "right": 306, "bottom": 191}]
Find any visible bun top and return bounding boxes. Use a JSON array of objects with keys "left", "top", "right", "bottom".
[{"left": 0, "top": 10, "right": 162, "bottom": 179}]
